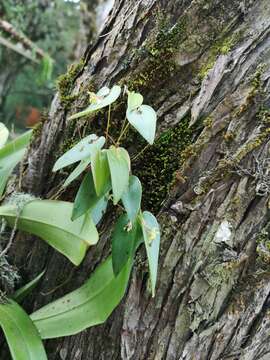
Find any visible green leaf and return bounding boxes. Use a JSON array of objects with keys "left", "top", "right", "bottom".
[
  {"left": 91, "top": 149, "right": 110, "bottom": 196},
  {"left": 72, "top": 172, "right": 110, "bottom": 221},
  {"left": 112, "top": 214, "right": 138, "bottom": 276},
  {"left": 141, "top": 211, "right": 160, "bottom": 297},
  {"left": 0, "top": 131, "right": 32, "bottom": 198},
  {"left": 126, "top": 105, "right": 157, "bottom": 145},
  {"left": 106, "top": 146, "right": 130, "bottom": 205},
  {"left": 68, "top": 86, "right": 121, "bottom": 120},
  {"left": 121, "top": 175, "right": 142, "bottom": 222},
  {"left": 53, "top": 134, "right": 105, "bottom": 172},
  {"left": 0, "top": 122, "right": 9, "bottom": 148},
  {"left": 0, "top": 300, "right": 47, "bottom": 360},
  {"left": 127, "top": 91, "right": 143, "bottom": 111},
  {"left": 31, "top": 256, "right": 132, "bottom": 339},
  {"left": 0, "top": 200, "right": 98, "bottom": 266},
  {"left": 91, "top": 196, "right": 108, "bottom": 225},
  {"left": 13, "top": 271, "right": 45, "bottom": 303},
  {"left": 63, "top": 157, "right": 91, "bottom": 188}
]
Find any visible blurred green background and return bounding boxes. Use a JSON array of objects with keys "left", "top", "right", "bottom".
[{"left": 0, "top": 0, "right": 110, "bottom": 133}]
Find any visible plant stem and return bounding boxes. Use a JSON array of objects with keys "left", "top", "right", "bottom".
[
  {"left": 106, "top": 105, "right": 112, "bottom": 142},
  {"left": 117, "top": 121, "right": 130, "bottom": 145},
  {"left": 132, "top": 144, "right": 150, "bottom": 161}
]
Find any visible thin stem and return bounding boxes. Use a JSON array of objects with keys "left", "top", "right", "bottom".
[
  {"left": 107, "top": 133, "right": 118, "bottom": 146},
  {"left": 132, "top": 144, "right": 150, "bottom": 161},
  {"left": 117, "top": 122, "right": 130, "bottom": 145},
  {"left": 118, "top": 116, "right": 127, "bottom": 139},
  {"left": 106, "top": 105, "right": 112, "bottom": 142}
]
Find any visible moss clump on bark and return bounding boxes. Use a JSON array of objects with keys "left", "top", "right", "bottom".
[
  {"left": 57, "top": 59, "right": 85, "bottom": 108},
  {"left": 125, "top": 15, "right": 188, "bottom": 92},
  {"left": 134, "top": 117, "right": 193, "bottom": 213},
  {"left": 198, "top": 33, "right": 241, "bottom": 80}
]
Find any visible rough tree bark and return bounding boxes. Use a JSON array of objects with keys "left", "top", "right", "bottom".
[{"left": 1, "top": 0, "right": 270, "bottom": 359}]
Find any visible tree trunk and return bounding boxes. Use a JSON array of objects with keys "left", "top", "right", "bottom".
[{"left": 2, "top": 0, "right": 270, "bottom": 359}]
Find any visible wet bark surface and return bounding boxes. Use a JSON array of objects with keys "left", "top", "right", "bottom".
[{"left": 1, "top": 0, "right": 270, "bottom": 359}]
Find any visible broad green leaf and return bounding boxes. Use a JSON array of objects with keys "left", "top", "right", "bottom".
[
  {"left": 72, "top": 172, "right": 110, "bottom": 221},
  {"left": 0, "top": 122, "right": 9, "bottom": 148},
  {"left": 112, "top": 214, "right": 138, "bottom": 276},
  {"left": 106, "top": 146, "right": 130, "bottom": 205},
  {"left": 31, "top": 256, "right": 132, "bottom": 339},
  {"left": 0, "top": 300, "right": 47, "bottom": 360},
  {"left": 68, "top": 86, "right": 121, "bottom": 120},
  {"left": 63, "top": 157, "right": 91, "bottom": 188},
  {"left": 141, "top": 211, "right": 160, "bottom": 297},
  {"left": 0, "top": 200, "right": 98, "bottom": 266},
  {"left": 13, "top": 271, "right": 45, "bottom": 303},
  {"left": 121, "top": 175, "right": 142, "bottom": 222},
  {"left": 0, "top": 130, "right": 32, "bottom": 198},
  {"left": 53, "top": 134, "right": 105, "bottom": 172},
  {"left": 126, "top": 105, "right": 157, "bottom": 145},
  {"left": 91, "top": 148, "right": 110, "bottom": 196},
  {"left": 127, "top": 91, "right": 143, "bottom": 111}
]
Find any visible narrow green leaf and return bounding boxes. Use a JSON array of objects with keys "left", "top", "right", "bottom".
[
  {"left": 106, "top": 146, "right": 130, "bottom": 205},
  {"left": 91, "top": 196, "right": 108, "bottom": 225},
  {"left": 121, "top": 175, "right": 142, "bottom": 222},
  {"left": 68, "top": 86, "right": 121, "bottom": 120},
  {"left": 126, "top": 105, "right": 157, "bottom": 145},
  {"left": 0, "top": 122, "right": 9, "bottom": 148},
  {"left": 13, "top": 271, "right": 45, "bottom": 303},
  {"left": 72, "top": 172, "right": 110, "bottom": 221},
  {"left": 127, "top": 91, "right": 143, "bottom": 111},
  {"left": 53, "top": 135, "right": 105, "bottom": 172},
  {"left": 72, "top": 172, "right": 96, "bottom": 220},
  {"left": 112, "top": 214, "right": 137, "bottom": 276},
  {"left": 141, "top": 211, "right": 160, "bottom": 297},
  {"left": 0, "top": 200, "right": 98, "bottom": 266},
  {"left": 0, "top": 130, "right": 32, "bottom": 197},
  {"left": 0, "top": 300, "right": 47, "bottom": 360},
  {"left": 91, "top": 149, "right": 110, "bottom": 196},
  {"left": 63, "top": 157, "right": 91, "bottom": 188},
  {"left": 31, "top": 256, "right": 132, "bottom": 339}
]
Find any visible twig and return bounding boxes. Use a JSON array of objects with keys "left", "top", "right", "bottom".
[
  {"left": 0, "top": 19, "right": 53, "bottom": 64},
  {"left": 0, "top": 216, "right": 19, "bottom": 258}
]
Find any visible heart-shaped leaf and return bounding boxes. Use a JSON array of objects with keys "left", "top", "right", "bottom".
[
  {"left": 112, "top": 214, "right": 138, "bottom": 276},
  {"left": 91, "top": 149, "right": 110, "bottom": 196},
  {"left": 141, "top": 211, "right": 160, "bottom": 297},
  {"left": 68, "top": 86, "right": 121, "bottom": 120},
  {"left": 53, "top": 134, "right": 105, "bottom": 172},
  {"left": 31, "top": 256, "right": 132, "bottom": 339},
  {"left": 106, "top": 146, "right": 130, "bottom": 205},
  {"left": 127, "top": 91, "right": 143, "bottom": 111},
  {"left": 126, "top": 105, "right": 157, "bottom": 145},
  {"left": 0, "top": 130, "right": 32, "bottom": 197},
  {"left": 0, "top": 200, "right": 98, "bottom": 266},
  {"left": 0, "top": 300, "right": 47, "bottom": 360},
  {"left": 0, "top": 122, "right": 9, "bottom": 148},
  {"left": 63, "top": 157, "right": 91, "bottom": 188},
  {"left": 72, "top": 172, "right": 110, "bottom": 221},
  {"left": 13, "top": 271, "right": 45, "bottom": 303},
  {"left": 121, "top": 175, "right": 142, "bottom": 222}
]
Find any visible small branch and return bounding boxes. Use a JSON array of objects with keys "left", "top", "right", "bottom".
[
  {"left": 0, "top": 35, "right": 38, "bottom": 63},
  {"left": 0, "top": 19, "right": 52, "bottom": 63}
]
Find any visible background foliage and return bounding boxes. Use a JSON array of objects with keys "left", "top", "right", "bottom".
[{"left": 0, "top": 0, "right": 81, "bottom": 131}]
